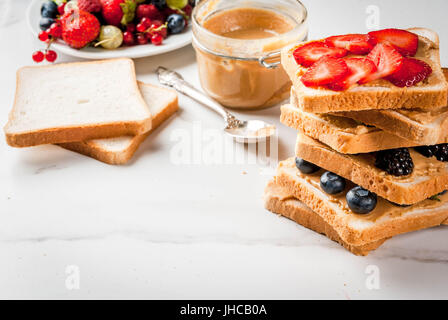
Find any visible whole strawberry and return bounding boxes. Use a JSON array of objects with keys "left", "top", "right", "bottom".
[
  {"left": 100, "top": 0, "right": 144, "bottom": 26},
  {"left": 78, "top": 0, "right": 102, "bottom": 13},
  {"left": 136, "top": 4, "right": 163, "bottom": 21},
  {"left": 61, "top": 10, "right": 101, "bottom": 49}
]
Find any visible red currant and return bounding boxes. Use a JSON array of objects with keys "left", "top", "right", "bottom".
[
  {"left": 140, "top": 17, "right": 152, "bottom": 28},
  {"left": 183, "top": 4, "right": 193, "bottom": 18},
  {"left": 38, "top": 30, "right": 49, "bottom": 42},
  {"left": 151, "top": 34, "right": 163, "bottom": 46},
  {"left": 136, "top": 23, "right": 147, "bottom": 33},
  {"left": 45, "top": 50, "right": 57, "bottom": 62},
  {"left": 137, "top": 34, "right": 148, "bottom": 45},
  {"left": 48, "top": 23, "right": 62, "bottom": 38},
  {"left": 150, "top": 22, "right": 167, "bottom": 39},
  {"left": 126, "top": 23, "right": 136, "bottom": 33},
  {"left": 57, "top": 3, "right": 66, "bottom": 15},
  {"left": 123, "top": 31, "right": 135, "bottom": 46},
  {"left": 32, "top": 51, "right": 44, "bottom": 63}
]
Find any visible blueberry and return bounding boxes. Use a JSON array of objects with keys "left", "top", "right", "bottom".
[
  {"left": 41, "top": 1, "right": 58, "bottom": 19},
  {"left": 295, "top": 157, "right": 320, "bottom": 174},
  {"left": 167, "top": 14, "right": 185, "bottom": 34},
  {"left": 39, "top": 17, "right": 55, "bottom": 31},
  {"left": 150, "top": 0, "right": 166, "bottom": 10},
  {"left": 346, "top": 186, "right": 377, "bottom": 214},
  {"left": 320, "top": 171, "right": 346, "bottom": 194}
]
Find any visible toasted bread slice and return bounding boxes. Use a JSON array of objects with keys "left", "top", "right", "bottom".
[
  {"left": 58, "top": 83, "right": 178, "bottom": 165},
  {"left": 338, "top": 69, "right": 448, "bottom": 144},
  {"left": 295, "top": 132, "right": 448, "bottom": 205},
  {"left": 264, "top": 180, "right": 387, "bottom": 255},
  {"left": 282, "top": 90, "right": 418, "bottom": 154},
  {"left": 275, "top": 158, "right": 448, "bottom": 246},
  {"left": 4, "top": 59, "right": 152, "bottom": 147},
  {"left": 281, "top": 28, "right": 448, "bottom": 113}
]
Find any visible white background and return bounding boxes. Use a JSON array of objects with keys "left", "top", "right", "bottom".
[{"left": 0, "top": 0, "right": 447, "bottom": 299}]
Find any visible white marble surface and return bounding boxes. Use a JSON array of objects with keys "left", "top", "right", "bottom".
[{"left": 1, "top": 0, "right": 447, "bottom": 299}]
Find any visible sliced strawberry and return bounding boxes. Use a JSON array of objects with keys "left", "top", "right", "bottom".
[
  {"left": 385, "top": 57, "right": 432, "bottom": 87},
  {"left": 368, "top": 28, "right": 418, "bottom": 56},
  {"left": 301, "top": 56, "right": 349, "bottom": 88},
  {"left": 324, "top": 34, "right": 376, "bottom": 55},
  {"left": 359, "top": 43, "right": 403, "bottom": 84},
  {"left": 293, "top": 42, "right": 347, "bottom": 67},
  {"left": 326, "top": 58, "right": 377, "bottom": 91}
]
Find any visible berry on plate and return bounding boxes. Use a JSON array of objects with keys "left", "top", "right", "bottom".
[
  {"left": 324, "top": 34, "right": 375, "bottom": 55},
  {"left": 78, "top": 0, "right": 102, "bottom": 13},
  {"left": 293, "top": 42, "right": 347, "bottom": 68},
  {"left": 301, "top": 56, "right": 349, "bottom": 87},
  {"left": 167, "top": 14, "right": 185, "bottom": 34},
  {"left": 327, "top": 57, "right": 377, "bottom": 91},
  {"left": 368, "top": 28, "right": 419, "bottom": 57},
  {"left": 385, "top": 57, "right": 432, "bottom": 87},
  {"left": 39, "top": 17, "right": 55, "bottom": 31},
  {"left": 136, "top": 4, "right": 163, "bottom": 21},
  {"left": 359, "top": 43, "right": 403, "bottom": 84},
  {"left": 96, "top": 25, "right": 124, "bottom": 49},
  {"left": 61, "top": 10, "right": 101, "bottom": 49},
  {"left": 100, "top": 0, "right": 145, "bottom": 26},
  {"left": 41, "top": 1, "right": 58, "bottom": 19}
]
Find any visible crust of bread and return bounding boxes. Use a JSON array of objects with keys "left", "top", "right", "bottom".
[
  {"left": 4, "top": 58, "right": 152, "bottom": 148},
  {"left": 281, "top": 103, "right": 418, "bottom": 154},
  {"left": 275, "top": 158, "right": 448, "bottom": 246},
  {"left": 337, "top": 69, "right": 448, "bottom": 144},
  {"left": 264, "top": 180, "right": 387, "bottom": 255},
  {"left": 295, "top": 132, "right": 448, "bottom": 205},
  {"left": 281, "top": 28, "right": 448, "bottom": 113},
  {"left": 58, "top": 83, "right": 179, "bottom": 165}
]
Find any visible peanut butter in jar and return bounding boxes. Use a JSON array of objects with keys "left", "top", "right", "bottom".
[{"left": 192, "top": 0, "right": 308, "bottom": 109}]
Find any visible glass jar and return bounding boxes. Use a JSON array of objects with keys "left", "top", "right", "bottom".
[{"left": 192, "top": 0, "right": 308, "bottom": 109}]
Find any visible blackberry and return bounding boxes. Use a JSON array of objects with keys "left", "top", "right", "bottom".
[
  {"left": 415, "top": 144, "right": 448, "bottom": 162},
  {"left": 375, "top": 148, "right": 414, "bottom": 176}
]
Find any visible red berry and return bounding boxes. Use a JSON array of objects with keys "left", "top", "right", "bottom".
[
  {"left": 123, "top": 31, "right": 135, "bottom": 45},
  {"left": 385, "top": 57, "right": 432, "bottom": 87},
  {"left": 126, "top": 23, "right": 136, "bottom": 33},
  {"left": 183, "top": 4, "right": 193, "bottom": 18},
  {"left": 45, "top": 50, "right": 57, "bottom": 62},
  {"left": 57, "top": 3, "right": 66, "bottom": 15},
  {"left": 150, "top": 21, "right": 167, "bottom": 38},
  {"left": 49, "top": 23, "right": 62, "bottom": 38},
  {"left": 360, "top": 43, "right": 403, "bottom": 84},
  {"left": 38, "top": 30, "right": 49, "bottom": 42},
  {"left": 151, "top": 33, "right": 163, "bottom": 45},
  {"left": 301, "top": 56, "right": 349, "bottom": 87},
  {"left": 136, "top": 4, "right": 163, "bottom": 21},
  {"left": 137, "top": 33, "right": 148, "bottom": 45},
  {"left": 137, "top": 23, "right": 147, "bottom": 32},
  {"left": 140, "top": 17, "right": 152, "bottom": 28},
  {"left": 293, "top": 42, "right": 347, "bottom": 68},
  {"left": 324, "top": 34, "right": 375, "bottom": 55},
  {"left": 32, "top": 51, "right": 44, "bottom": 63},
  {"left": 368, "top": 28, "right": 418, "bottom": 57}
]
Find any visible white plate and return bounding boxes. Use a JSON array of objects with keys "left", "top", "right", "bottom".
[{"left": 26, "top": 0, "right": 193, "bottom": 59}]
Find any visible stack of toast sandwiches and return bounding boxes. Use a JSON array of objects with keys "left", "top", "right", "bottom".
[
  {"left": 4, "top": 58, "right": 178, "bottom": 165},
  {"left": 264, "top": 27, "right": 448, "bottom": 255}
]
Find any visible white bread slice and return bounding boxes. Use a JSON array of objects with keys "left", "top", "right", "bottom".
[
  {"left": 282, "top": 91, "right": 418, "bottom": 154},
  {"left": 264, "top": 180, "right": 387, "bottom": 255},
  {"left": 295, "top": 132, "right": 448, "bottom": 205},
  {"left": 58, "top": 83, "right": 178, "bottom": 165},
  {"left": 275, "top": 158, "right": 448, "bottom": 246},
  {"left": 338, "top": 69, "right": 448, "bottom": 145},
  {"left": 281, "top": 28, "right": 448, "bottom": 113},
  {"left": 4, "top": 59, "right": 152, "bottom": 147}
]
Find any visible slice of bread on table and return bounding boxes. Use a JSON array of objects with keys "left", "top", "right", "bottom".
[
  {"left": 281, "top": 90, "right": 418, "bottom": 154},
  {"left": 295, "top": 132, "right": 448, "bottom": 205},
  {"left": 281, "top": 28, "right": 448, "bottom": 113},
  {"left": 275, "top": 158, "right": 448, "bottom": 246},
  {"left": 4, "top": 59, "right": 152, "bottom": 147},
  {"left": 58, "top": 83, "right": 178, "bottom": 165},
  {"left": 264, "top": 180, "right": 387, "bottom": 255},
  {"left": 338, "top": 68, "right": 448, "bottom": 144}
]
